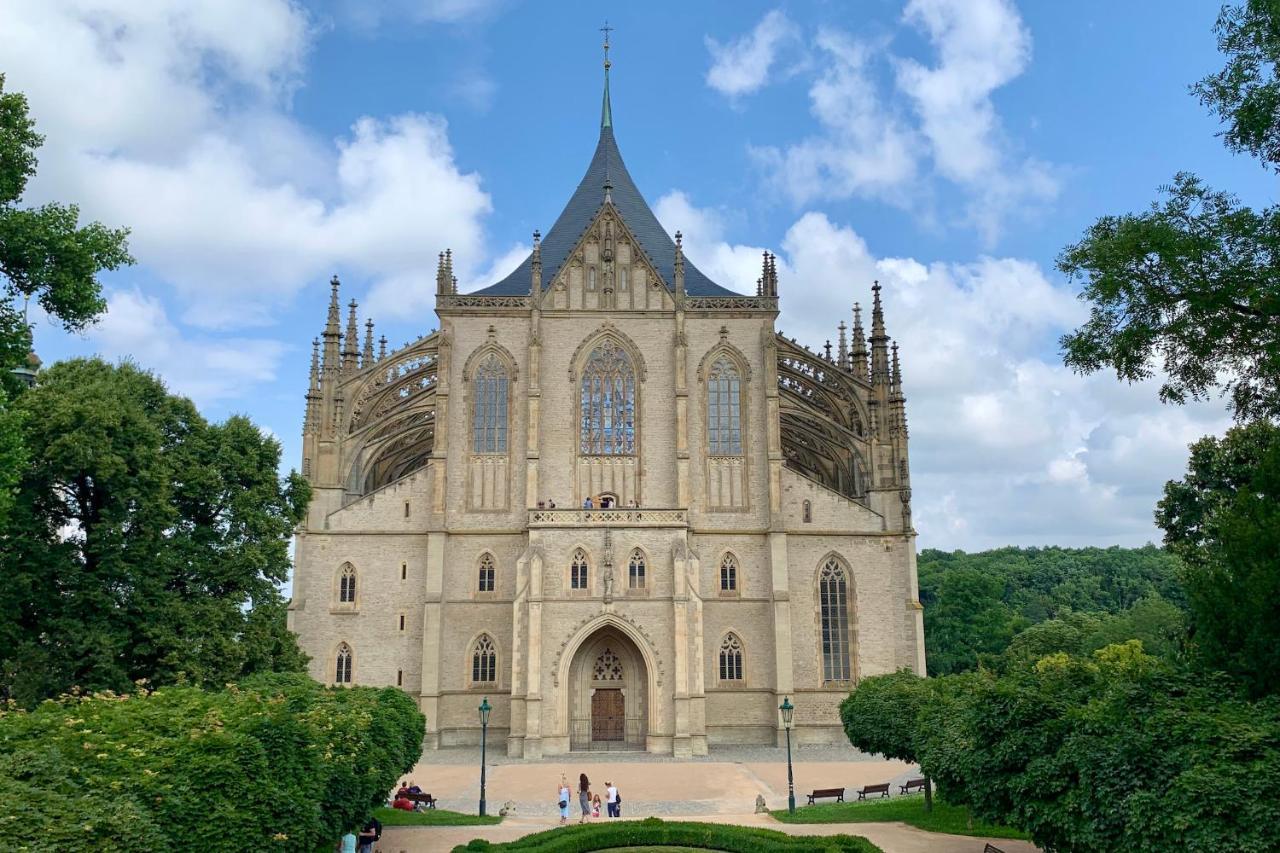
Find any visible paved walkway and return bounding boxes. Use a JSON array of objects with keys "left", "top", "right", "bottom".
[{"left": 381, "top": 745, "right": 1040, "bottom": 852}]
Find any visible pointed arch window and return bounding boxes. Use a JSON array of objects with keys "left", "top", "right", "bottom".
[
  {"left": 478, "top": 553, "right": 495, "bottom": 592},
  {"left": 628, "top": 549, "right": 646, "bottom": 589},
  {"left": 719, "top": 634, "right": 744, "bottom": 681},
  {"left": 471, "top": 354, "right": 509, "bottom": 453},
  {"left": 471, "top": 635, "right": 497, "bottom": 684},
  {"left": 580, "top": 340, "right": 635, "bottom": 455},
  {"left": 720, "top": 554, "right": 738, "bottom": 592},
  {"left": 338, "top": 563, "right": 357, "bottom": 604},
  {"left": 335, "top": 642, "right": 353, "bottom": 684},
  {"left": 571, "top": 549, "right": 590, "bottom": 590},
  {"left": 707, "top": 357, "right": 743, "bottom": 455},
  {"left": 820, "top": 559, "right": 852, "bottom": 683}
]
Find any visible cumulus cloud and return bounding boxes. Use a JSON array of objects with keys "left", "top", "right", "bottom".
[
  {"left": 715, "top": 1, "right": 1059, "bottom": 241},
  {"left": 662, "top": 192, "right": 1228, "bottom": 548},
  {"left": 91, "top": 289, "right": 287, "bottom": 407},
  {"left": 705, "top": 10, "right": 801, "bottom": 98}
]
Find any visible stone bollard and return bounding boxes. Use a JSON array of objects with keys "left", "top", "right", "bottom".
[
  {"left": 499, "top": 800, "right": 516, "bottom": 817},
  {"left": 754, "top": 794, "right": 769, "bottom": 814}
]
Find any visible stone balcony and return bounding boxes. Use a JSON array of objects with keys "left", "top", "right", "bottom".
[{"left": 527, "top": 507, "right": 688, "bottom": 528}]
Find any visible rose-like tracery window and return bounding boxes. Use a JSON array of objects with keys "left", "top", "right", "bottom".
[
  {"left": 580, "top": 340, "right": 635, "bottom": 455},
  {"left": 593, "top": 648, "right": 623, "bottom": 680}
]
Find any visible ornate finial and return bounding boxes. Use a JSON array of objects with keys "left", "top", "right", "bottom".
[
  {"left": 837, "top": 320, "right": 848, "bottom": 368},
  {"left": 824, "top": 340, "right": 833, "bottom": 361},
  {"left": 343, "top": 299, "right": 360, "bottom": 373},
  {"left": 378, "top": 335, "right": 387, "bottom": 361},
  {"left": 531, "top": 229, "right": 543, "bottom": 295},
  {"left": 308, "top": 337, "right": 320, "bottom": 389},
  {"left": 600, "top": 21, "right": 614, "bottom": 130},
  {"left": 363, "top": 319, "right": 375, "bottom": 366},
  {"left": 326, "top": 275, "right": 342, "bottom": 331},
  {"left": 532, "top": 229, "right": 541, "bottom": 249}
]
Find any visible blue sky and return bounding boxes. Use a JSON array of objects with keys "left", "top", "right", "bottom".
[{"left": 4, "top": 0, "right": 1266, "bottom": 549}]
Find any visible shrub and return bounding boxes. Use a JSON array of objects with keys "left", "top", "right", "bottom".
[
  {"left": 0, "top": 675, "right": 425, "bottom": 851},
  {"left": 452, "top": 818, "right": 881, "bottom": 852}
]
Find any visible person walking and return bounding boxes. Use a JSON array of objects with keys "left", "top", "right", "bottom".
[
  {"left": 578, "top": 773, "right": 592, "bottom": 823},
  {"left": 605, "top": 780, "right": 619, "bottom": 818},
  {"left": 557, "top": 775, "right": 571, "bottom": 825}
]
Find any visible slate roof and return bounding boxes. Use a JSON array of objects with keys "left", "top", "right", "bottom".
[{"left": 473, "top": 124, "right": 737, "bottom": 297}]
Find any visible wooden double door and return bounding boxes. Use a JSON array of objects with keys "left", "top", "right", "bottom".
[{"left": 591, "top": 689, "right": 624, "bottom": 742}]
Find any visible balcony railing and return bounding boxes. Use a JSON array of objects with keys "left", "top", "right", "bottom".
[{"left": 528, "top": 507, "right": 687, "bottom": 527}]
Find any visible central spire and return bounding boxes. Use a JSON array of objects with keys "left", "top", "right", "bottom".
[{"left": 600, "top": 21, "right": 613, "bottom": 130}]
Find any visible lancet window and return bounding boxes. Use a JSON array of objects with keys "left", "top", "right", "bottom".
[
  {"left": 719, "top": 634, "right": 744, "bottom": 681},
  {"left": 338, "top": 563, "right": 357, "bottom": 604},
  {"left": 819, "top": 559, "right": 852, "bottom": 683},
  {"left": 571, "top": 549, "right": 590, "bottom": 590},
  {"left": 707, "top": 357, "right": 743, "bottom": 455},
  {"left": 580, "top": 340, "right": 636, "bottom": 455},
  {"left": 471, "top": 355, "right": 509, "bottom": 453},
  {"left": 335, "top": 642, "right": 353, "bottom": 684},
  {"left": 628, "top": 549, "right": 646, "bottom": 589},
  {"left": 478, "top": 553, "right": 495, "bottom": 592},
  {"left": 720, "top": 554, "right": 738, "bottom": 592},
  {"left": 471, "top": 635, "right": 497, "bottom": 684}
]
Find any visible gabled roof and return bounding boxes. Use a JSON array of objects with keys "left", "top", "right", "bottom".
[{"left": 473, "top": 100, "right": 736, "bottom": 297}]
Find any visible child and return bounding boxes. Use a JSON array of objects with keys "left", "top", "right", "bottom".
[{"left": 592, "top": 793, "right": 602, "bottom": 818}]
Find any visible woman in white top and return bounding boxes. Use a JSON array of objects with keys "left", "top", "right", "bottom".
[{"left": 557, "top": 776, "right": 571, "bottom": 825}]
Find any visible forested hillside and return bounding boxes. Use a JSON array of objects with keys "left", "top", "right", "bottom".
[{"left": 918, "top": 545, "right": 1186, "bottom": 675}]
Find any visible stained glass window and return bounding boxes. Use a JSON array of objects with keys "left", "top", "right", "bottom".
[
  {"left": 708, "top": 357, "right": 742, "bottom": 455},
  {"left": 720, "top": 554, "right": 737, "bottom": 592},
  {"left": 335, "top": 642, "right": 353, "bottom": 684},
  {"left": 478, "top": 553, "right": 495, "bottom": 592},
  {"left": 571, "top": 549, "right": 589, "bottom": 590},
  {"left": 628, "top": 549, "right": 646, "bottom": 589},
  {"left": 339, "top": 564, "right": 356, "bottom": 603},
  {"left": 580, "top": 340, "right": 635, "bottom": 455},
  {"left": 719, "top": 634, "right": 743, "bottom": 681},
  {"left": 472, "top": 635, "right": 496, "bottom": 683},
  {"left": 471, "top": 355, "right": 508, "bottom": 453},
  {"left": 820, "top": 559, "right": 851, "bottom": 682}
]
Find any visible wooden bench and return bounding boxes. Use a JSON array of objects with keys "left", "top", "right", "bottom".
[
  {"left": 899, "top": 778, "right": 927, "bottom": 794},
  {"left": 405, "top": 792, "right": 436, "bottom": 809},
  {"left": 983, "top": 845, "right": 1006, "bottom": 853},
  {"left": 805, "top": 787, "right": 845, "bottom": 805},
  {"left": 857, "top": 782, "right": 891, "bottom": 800}
]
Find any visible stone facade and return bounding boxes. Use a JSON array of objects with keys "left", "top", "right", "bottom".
[{"left": 288, "top": 73, "right": 925, "bottom": 757}]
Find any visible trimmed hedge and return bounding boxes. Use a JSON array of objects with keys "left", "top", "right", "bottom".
[
  {"left": 0, "top": 673, "right": 425, "bottom": 851},
  {"left": 451, "top": 817, "right": 881, "bottom": 852}
]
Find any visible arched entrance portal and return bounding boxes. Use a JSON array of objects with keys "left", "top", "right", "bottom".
[{"left": 567, "top": 627, "right": 648, "bottom": 750}]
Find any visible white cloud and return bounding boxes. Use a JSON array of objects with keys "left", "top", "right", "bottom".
[
  {"left": 705, "top": 10, "right": 800, "bottom": 98},
  {"left": 337, "top": 0, "right": 500, "bottom": 28},
  {"left": 2, "top": 0, "right": 496, "bottom": 334},
  {"left": 91, "top": 289, "right": 286, "bottom": 407},
  {"left": 717, "top": 0, "right": 1059, "bottom": 241},
  {"left": 664, "top": 192, "right": 1229, "bottom": 548}
]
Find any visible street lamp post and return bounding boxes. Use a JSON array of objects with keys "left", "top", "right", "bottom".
[
  {"left": 478, "top": 697, "right": 491, "bottom": 816},
  {"left": 779, "top": 696, "right": 795, "bottom": 815}
]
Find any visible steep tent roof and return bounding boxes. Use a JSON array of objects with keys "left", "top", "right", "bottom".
[{"left": 473, "top": 67, "right": 736, "bottom": 297}]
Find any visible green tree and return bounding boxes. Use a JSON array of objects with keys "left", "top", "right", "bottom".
[
  {"left": 1157, "top": 421, "right": 1280, "bottom": 697},
  {"left": 0, "top": 74, "right": 132, "bottom": 520},
  {"left": 920, "top": 568, "right": 1024, "bottom": 675},
  {"left": 0, "top": 359, "right": 310, "bottom": 705},
  {"left": 1194, "top": 0, "right": 1280, "bottom": 169}
]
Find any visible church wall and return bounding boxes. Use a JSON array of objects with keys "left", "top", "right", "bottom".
[
  {"left": 322, "top": 469, "right": 432, "bottom": 532},
  {"left": 780, "top": 467, "right": 884, "bottom": 533}
]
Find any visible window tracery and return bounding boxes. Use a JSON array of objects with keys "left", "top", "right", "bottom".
[
  {"left": 819, "top": 559, "right": 852, "bottom": 682},
  {"left": 720, "top": 554, "right": 738, "bottom": 592},
  {"left": 338, "top": 563, "right": 356, "bottom": 604},
  {"left": 478, "top": 553, "right": 495, "bottom": 592},
  {"left": 628, "top": 549, "right": 646, "bottom": 589},
  {"left": 335, "top": 642, "right": 353, "bottom": 684},
  {"left": 471, "top": 354, "right": 508, "bottom": 453},
  {"left": 719, "top": 634, "right": 743, "bottom": 681},
  {"left": 708, "top": 357, "right": 743, "bottom": 455},
  {"left": 571, "top": 549, "right": 589, "bottom": 590},
  {"left": 593, "top": 648, "right": 623, "bottom": 680},
  {"left": 580, "top": 340, "right": 635, "bottom": 455},
  {"left": 472, "top": 635, "right": 496, "bottom": 684}
]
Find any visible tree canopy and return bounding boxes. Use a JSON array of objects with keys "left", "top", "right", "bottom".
[{"left": 0, "top": 359, "right": 310, "bottom": 706}]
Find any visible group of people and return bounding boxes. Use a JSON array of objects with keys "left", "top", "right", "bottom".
[
  {"left": 557, "top": 773, "right": 621, "bottom": 824},
  {"left": 337, "top": 815, "right": 381, "bottom": 853},
  {"left": 533, "top": 496, "right": 642, "bottom": 510},
  {"left": 390, "top": 779, "right": 428, "bottom": 812}
]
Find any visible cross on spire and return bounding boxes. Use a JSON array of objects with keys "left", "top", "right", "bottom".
[{"left": 600, "top": 21, "right": 614, "bottom": 129}]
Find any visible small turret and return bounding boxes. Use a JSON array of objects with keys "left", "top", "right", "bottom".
[
  {"left": 378, "top": 335, "right": 388, "bottom": 362},
  {"left": 891, "top": 340, "right": 908, "bottom": 437},
  {"left": 674, "top": 231, "right": 685, "bottom": 297},
  {"left": 824, "top": 340, "right": 833, "bottom": 362},
  {"left": 837, "top": 321, "right": 848, "bottom": 369},
  {"left": 304, "top": 338, "right": 321, "bottom": 433},
  {"left": 869, "top": 281, "right": 890, "bottom": 388},
  {"left": 322, "top": 275, "right": 342, "bottom": 381},
  {"left": 362, "top": 319, "right": 375, "bottom": 367},
  {"left": 342, "top": 299, "right": 360, "bottom": 375},
  {"left": 531, "top": 230, "right": 542, "bottom": 294},
  {"left": 850, "top": 302, "right": 869, "bottom": 382},
  {"left": 760, "top": 251, "right": 779, "bottom": 297}
]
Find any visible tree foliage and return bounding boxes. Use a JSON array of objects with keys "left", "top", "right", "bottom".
[
  {"left": 1194, "top": 0, "right": 1280, "bottom": 169},
  {"left": 0, "top": 359, "right": 311, "bottom": 706},
  {"left": 918, "top": 545, "right": 1185, "bottom": 675},
  {"left": 0, "top": 675, "right": 425, "bottom": 852},
  {"left": 1157, "top": 420, "right": 1280, "bottom": 697}
]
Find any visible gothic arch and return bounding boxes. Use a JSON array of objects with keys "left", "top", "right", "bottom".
[
  {"left": 332, "top": 640, "right": 354, "bottom": 685},
  {"left": 718, "top": 551, "right": 741, "bottom": 594},
  {"left": 567, "top": 546, "right": 592, "bottom": 593},
  {"left": 695, "top": 339, "right": 752, "bottom": 383},
  {"left": 461, "top": 334, "right": 519, "bottom": 384},
  {"left": 625, "top": 545, "right": 650, "bottom": 590},
  {"left": 568, "top": 325, "right": 648, "bottom": 382},
  {"left": 476, "top": 551, "right": 497, "bottom": 593},
  {"left": 813, "top": 553, "right": 859, "bottom": 685},
  {"left": 467, "top": 632, "right": 500, "bottom": 688},
  {"left": 333, "top": 562, "right": 359, "bottom": 609},
  {"left": 716, "top": 630, "right": 747, "bottom": 684},
  {"left": 554, "top": 613, "right": 662, "bottom": 732}
]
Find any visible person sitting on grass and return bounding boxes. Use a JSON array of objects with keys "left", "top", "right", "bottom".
[{"left": 392, "top": 793, "right": 414, "bottom": 811}]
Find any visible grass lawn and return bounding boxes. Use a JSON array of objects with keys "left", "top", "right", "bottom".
[
  {"left": 451, "top": 818, "right": 880, "bottom": 851},
  {"left": 771, "top": 794, "right": 1029, "bottom": 840},
  {"left": 374, "top": 806, "right": 502, "bottom": 826}
]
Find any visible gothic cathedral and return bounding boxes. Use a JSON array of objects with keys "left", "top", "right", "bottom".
[{"left": 288, "top": 56, "right": 925, "bottom": 757}]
